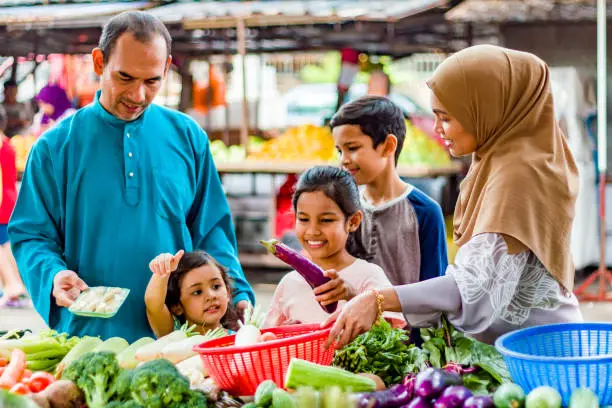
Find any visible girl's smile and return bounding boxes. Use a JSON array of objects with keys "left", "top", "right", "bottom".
[{"left": 295, "top": 190, "right": 360, "bottom": 271}]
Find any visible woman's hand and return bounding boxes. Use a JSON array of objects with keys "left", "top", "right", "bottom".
[
  {"left": 313, "top": 269, "right": 356, "bottom": 306},
  {"left": 149, "top": 250, "right": 184, "bottom": 278},
  {"left": 322, "top": 290, "right": 379, "bottom": 349}
]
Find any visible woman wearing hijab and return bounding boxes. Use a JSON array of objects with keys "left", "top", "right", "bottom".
[
  {"left": 32, "top": 84, "right": 76, "bottom": 136},
  {"left": 324, "top": 44, "right": 583, "bottom": 347}
]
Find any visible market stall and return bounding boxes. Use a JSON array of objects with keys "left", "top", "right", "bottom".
[
  {"left": 1, "top": 0, "right": 468, "bottom": 270},
  {"left": 1, "top": 317, "right": 610, "bottom": 407}
]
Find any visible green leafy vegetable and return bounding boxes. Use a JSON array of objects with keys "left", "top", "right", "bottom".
[
  {"left": 404, "top": 316, "right": 512, "bottom": 393},
  {"left": 332, "top": 319, "right": 412, "bottom": 386}
]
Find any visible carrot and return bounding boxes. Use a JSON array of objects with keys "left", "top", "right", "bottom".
[
  {"left": 0, "top": 348, "right": 26, "bottom": 389},
  {"left": 0, "top": 358, "right": 8, "bottom": 367}
]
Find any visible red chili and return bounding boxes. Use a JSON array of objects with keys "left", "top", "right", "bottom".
[
  {"left": 9, "top": 382, "right": 29, "bottom": 395},
  {"left": 27, "top": 371, "right": 55, "bottom": 393}
]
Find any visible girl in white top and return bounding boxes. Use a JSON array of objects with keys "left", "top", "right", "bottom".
[{"left": 264, "top": 165, "right": 404, "bottom": 327}]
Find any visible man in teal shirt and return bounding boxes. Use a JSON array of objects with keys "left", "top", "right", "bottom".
[{"left": 9, "top": 12, "right": 255, "bottom": 342}]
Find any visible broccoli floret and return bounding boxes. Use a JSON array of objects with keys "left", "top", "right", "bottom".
[
  {"left": 184, "top": 390, "right": 208, "bottom": 407},
  {"left": 113, "top": 369, "right": 134, "bottom": 401},
  {"left": 130, "top": 358, "right": 206, "bottom": 407},
  {"left": 121, "top": 401, "right": 143, "bottom": 408},
  {"left": 62, "top": 351, "right": 122, "bottom": 408},
  {"left": 106, "top": 401, "right": 143, "bottom": 408}
]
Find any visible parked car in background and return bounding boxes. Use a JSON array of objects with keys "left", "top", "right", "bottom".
[{"left": 283, "top": 82, "right": 436, "bottom": 138}]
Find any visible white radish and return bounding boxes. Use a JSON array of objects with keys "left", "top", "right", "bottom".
[
  {"left": 135, "top": 330, "right": 188, "bottom": 362},
  {"left": 234, "top": 304, "right": 265, "bottom": 347},
  {"left": 181, "top": 367, "right": 206, "bottom": 388},
  {"left": 160, "top": 335, "right": 208, "bottom": 363},
  {"left": 176, "top": 355, "right": 206, "bottom": 376},
  {"left": 161, "top": 327, "right": 225, "bottom": 363}
]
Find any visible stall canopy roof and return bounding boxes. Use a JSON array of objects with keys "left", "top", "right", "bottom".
[
  {"left": 0, "top": 0, "right": 449, "bottom": 28},
  {"left": 0, "top": 0, "right": 461, "bottom": 56},
  {"left": 0, "top": 1, "right": 151, "bottom": 27},
  {"left": 446, "top": 0, "right": 610, "bottom": 23},
  {"left": 147, "top": 0, "right": 449, "bottom": 28}
]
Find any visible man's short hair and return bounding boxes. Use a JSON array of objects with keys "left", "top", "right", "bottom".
[{"left": 99, "top": 11, "right": 172, "bottom": 63}]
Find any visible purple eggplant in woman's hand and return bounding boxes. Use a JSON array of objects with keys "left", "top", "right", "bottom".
[
  {"left": 433, "top": 386, "right": 473, "bottom": 408},
  {"left": 357, "top": 384, "right": 413, "bottom": 408},
  {"left": 260, "top": 239, "right": 337, "bottom": 313},
  {"left": 463, "top": 396, "right": 494, "bottom": 408}
]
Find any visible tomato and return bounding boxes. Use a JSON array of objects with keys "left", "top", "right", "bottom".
[
  {"left": 260, "top": 332, "right": 278, "bottom": 342},
  {"left": 9, "top": 382, "right": 29, "bottom": 395},
  {"left": 27, "top": 371, "right": 55, "bottom": 393}
]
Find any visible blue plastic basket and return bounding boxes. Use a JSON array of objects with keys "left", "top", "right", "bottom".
[{"left": 495, "top": 323, "right": 612, "bottom": 405}]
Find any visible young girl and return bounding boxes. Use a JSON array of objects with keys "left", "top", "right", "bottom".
[
  {"left": 264, "top": 165, "right": 404, "bottom": 327},
  {"left": 145, "top": 250, "right": 239, "bottom": 338}
]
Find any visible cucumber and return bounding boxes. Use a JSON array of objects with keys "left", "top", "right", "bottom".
[
  {"left": 255, "top": 380, "right": 278, "bottom": 407},
  {"left": 272, "top": 389, "right": 296, "bottom": 408},
  {"left": 322, "top": 386, "right": 351, "bottom": 408},
  {"left": 525, "top": 387, "right": 562, "bottom": 408},
  {"left": 93, "top": 336, "right": 129, "bottom": 354},
  {"left": 494, "top": 383, "right": 526, "bottom": 408},
  {"left": 569, "top": 388, "right": 599, "bottom": 408},
  {"left": 284, "top": 359, "right": 376, "bottom": 392},
  {"left": 294, "top": 386, "right": 320, "bottom": 408},
  {"left": 117, "top": 337, "right": 155, "bottom": 369}
]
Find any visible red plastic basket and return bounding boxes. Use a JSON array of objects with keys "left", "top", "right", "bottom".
[{"left": 193, "top": 324, "right": 335, "bottom": 396}]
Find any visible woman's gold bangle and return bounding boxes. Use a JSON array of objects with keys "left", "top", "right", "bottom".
[{"left": 370, "top": 289, "right": 384, "bottom": 321}]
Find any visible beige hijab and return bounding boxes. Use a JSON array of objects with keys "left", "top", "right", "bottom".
[{"left": 427, "top": 44, "right": 578, "bottom": 291}]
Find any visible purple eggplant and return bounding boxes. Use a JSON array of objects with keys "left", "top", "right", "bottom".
[
  {"left": 433, "top": 386, "right": 473, "bottom": 408},
  {"left": 401, "top": 396, "right": 433, "bottom": 408},
  {"left": 357, "top": 384, "right": 413, "bottom": 408},
  {"left": 443, "top": 363, "right": 479, "bottom": 376},
  {"left": 260, "top": 239, "right": 337, "bottom": 313},
  {"left": 415, "top": 368, "right": 436, "bottom": 397},
  {"left": 416, "top": 368, "right": 462, "bottom": 398},
  {"left": 443, "top": 362, "right": 463, "bottom": 376},
  {"left": 403, "top": 373, "right": 416, "bottom": 397},
  {"left": 463, "top": 396, "right": 494, "bottom": 408}
]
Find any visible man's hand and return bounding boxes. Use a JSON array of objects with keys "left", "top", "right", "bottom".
[
  {"left": 313, "top": 269, "right": 356, "bottom": 306},
  {"left": 235, "top": 300, "right": 251, "bottom": 319},
  {"left": 52, "top": 270, "right": 89, "bottom": 308}
]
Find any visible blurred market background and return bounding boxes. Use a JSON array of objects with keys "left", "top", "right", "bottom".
[{"left": 0, "top": 0, "right": 610, "bottom": 330}]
